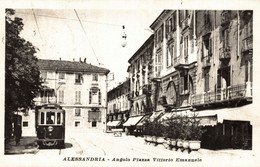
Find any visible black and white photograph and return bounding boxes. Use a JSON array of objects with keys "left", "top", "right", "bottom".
[{"left": 1, "top": 0, "right": 260, "bottom": 167}]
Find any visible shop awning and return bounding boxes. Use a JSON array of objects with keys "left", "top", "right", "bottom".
[
  {"left": 196, "top": 103, "right": 255, "bottom": 125},
  {"left": 150, "top": 110, "right": 164, "bottom": 122},
  {"left": 162, "top": 104, "right": 256, "bottom": 126},
  {"left": 123, "top": 115, "right": 144, "bottom": 127},
  {"left": 107, "top": 120, "right": 121, "bottom": 127},
  {"left": 136, "top": 115, "right": 152, "bottom": 127}
]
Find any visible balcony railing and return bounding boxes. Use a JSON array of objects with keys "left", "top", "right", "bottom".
[
  {"left": 242, "top": 35, "right": 253, "bottom": 52},
  {"left": 219, "top": 46, "right": 231, "bottom": 60},
  {"left": 191, "top": 82, "right": 252, "bottom": 105}
]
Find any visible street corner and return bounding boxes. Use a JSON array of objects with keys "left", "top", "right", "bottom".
[{"left": 5, "top": 136, "right": 39, "bottom": 155}]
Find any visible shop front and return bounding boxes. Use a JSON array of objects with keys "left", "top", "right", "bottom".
[{"left": 123, "top": 115, "right": 145, "bottom": 135}]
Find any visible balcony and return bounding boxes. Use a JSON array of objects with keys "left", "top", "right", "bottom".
[
  {"left": 174, "top": 56, "right": 191, "bottom": 70},
  {"left": 242, "top": 35, "right": 253, "bottom": 53},
  {"left": 219, "top": 46, "right": 231, "bottom": 60},
  {"left": 202, "top": 56, "right": 211, "bottom": 68},
  {"left": 191, "top": 82, "right": 252, "bottom": 106},
  {"left": 221, "top": 11, "right": 231, "bottom": 26}
]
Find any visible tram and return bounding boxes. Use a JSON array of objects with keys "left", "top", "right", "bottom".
[{"left": 35, "top": 104, "right": 65, "bottom": 148}]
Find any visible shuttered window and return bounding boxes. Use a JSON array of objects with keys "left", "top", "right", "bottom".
[
  {"left": 75, "top": 108, "right": 81, "bottom": 116},
  {"left": 75, "top": 91, "right": 81, "bottom": 104},
  {"left": 98, "top": 91, "right": 101, "bottom": 105},
  {"left": 89, "top": 91, "right": 92, "bottom": 104},
  {"left": 58, "top": 90, "right": 64, "bottom": 103},
  {"left": 204, "top": 69, "right": 210, "bottom": 92}
]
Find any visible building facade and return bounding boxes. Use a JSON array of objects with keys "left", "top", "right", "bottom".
[
  {"left": 122, "top": 35, "right": 155, "bottom": 134},
  {"left": 147, "top": 10, "right": 253, "bottom": 149},
  {"left": 106, "top": 79, "right": 131, "bottom": 130},
  {"left": 22, "top": 59, "right": 110, "bottom": 135},
  {"left": 120, "top": 10, "right": 253, "bottom": 149}
]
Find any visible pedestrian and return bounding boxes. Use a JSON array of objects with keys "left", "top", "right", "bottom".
[{"left": 15, "top": 124, "right": 22, "bottom": 146}]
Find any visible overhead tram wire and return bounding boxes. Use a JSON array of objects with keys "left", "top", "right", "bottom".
[
  {"left": 74, "top": 9, "right": 101, "bottom": 66},
  {"left": 16, "top": 11, "right": 121, "bottom": 27},
  {"left": 32, "top": 9, "right": 43, "bottom": 41}
]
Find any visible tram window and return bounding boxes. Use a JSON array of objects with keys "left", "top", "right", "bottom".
[
  {"left": 47, "top": 112, "right": 55, "bottom": 124},
  {"left": 41, "top": 112, "right": 44, "bottom": 124},
  {"left": 57, "top": 113, "right": 61, "bottom": 124}
]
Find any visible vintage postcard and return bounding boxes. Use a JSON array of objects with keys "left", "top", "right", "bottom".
[{"left": 1, "top": 0, "right": 260, "bottom": 167}]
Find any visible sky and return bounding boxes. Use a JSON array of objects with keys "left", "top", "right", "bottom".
[{"left": 14, "top": 9, "right": 162, "bottom": 90}]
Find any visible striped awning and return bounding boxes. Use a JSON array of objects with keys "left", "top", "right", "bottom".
[
  {"left": 123, "top": 115, "right": 144, "bottom": 127},
  {"left": 107, "top": 120, "right": 121, "bottom": 127}
]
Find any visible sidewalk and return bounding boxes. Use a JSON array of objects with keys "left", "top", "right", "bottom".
[
  {"left": 5, "top": 136, "right": 39, "bottom": 155},
  {"left": 109, "top": 133, "right": 254, "bottom": 157}
]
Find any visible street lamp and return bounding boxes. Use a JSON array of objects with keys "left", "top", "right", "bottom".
[{"left": 121, "top": 25, "right": 127, "bottom": 47}]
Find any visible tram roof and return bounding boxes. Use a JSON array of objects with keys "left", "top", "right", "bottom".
[{"left": 38, "top": 59, "right": 110, "bottom": 75}]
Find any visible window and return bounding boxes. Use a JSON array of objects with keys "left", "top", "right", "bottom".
[
  {"left": 75, "top": 121, "right": 81, "bottom": 127},
  {"left": 92, "top": 121, "right": 97, "bottom": 127},
  {"left": 92, "top": 74, "right": 98, "bottom": 81},
  {"left": 46, "top": 112, "right": 55, "bottom": 124},
  {"left": 89, "top": 91, "right": 92, "bottom": 104},
  {"left": 75, "top": 91, "right": 81, "bottom": 104},
  {"left": 40, "top": 89, "right": 55, "bottom": 103},
  {"left": 166, "top": 17, "right": 172, "bottom": 33},
  {"left": 155, "top": 51, "right": 162, "bottom": 77},
  {"left": 41, "top": 71, "right": 47, "bottom": 81},
  {"left": 204, "top": 69, "right": 210, "bottom": 92},
  {"left": 40, "top": 112, "right": 44, "bottom": 124},
  {"left": 184, "top": 36, "right": 189, "bottom": 58},
  {"left": 58, "top": 90, "right": 64, "bottom": 103},
  {"left": 75, "top": 108, "right": 81, "bottom": 116},
  {"left": 75, "top": 73, "right": 83, "bottom": 84},
  {"left": 89, "top": 88, "right": 100, "bottom": 105},
  {"left": 98, "top": 91, "right": 101, "bottom": 105},
  {"left": 202, "top": 37, "right": 212, "bottom": 58},
  {"left": 180, "top": 74, "right": 189, "bottom": 94},
  {"left": 172, "top": 12, "right": 176, "bottom": 30},
  {"left": 166, "top": 82, "right": 176, "bottom": 104},
  {"left": 23, "top": 121, "right": 28, "bottom": 127},
  {"left": 57, "top": 113, "right": 61, "bottom": 124},
  {"left": 245, "top": 60, "right": 253, "bottom": 82},
  {"left": 222, "top": 28, "right": 229, "bottom": 48},
  {"left": 167, "top": 43, "right": 174, "bottom": 67},
  {"left": 142, "top": 73, "right": 145, "bottom": 85},
  {"left": 58, "top": 72, "right": 65, "bottom": 79}
]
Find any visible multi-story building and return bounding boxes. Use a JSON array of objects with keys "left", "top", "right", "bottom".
[
  {"left": 146, "top": 10, "right": 253, "bottom": 149},
  {"left": 149, "top": 10, "right": 197, "bottom": 115},
  {"left": 106, "top": 79, "right": 131, "bottom": 130},
  {"left": 191, "top": 10, "right": 253, "bottom": 149},
  {"left": 21, "top": 59, "right": 110, "bottom": 135},
  {"left": 123, "top": 35, "right": 154, "bottom": 134}
]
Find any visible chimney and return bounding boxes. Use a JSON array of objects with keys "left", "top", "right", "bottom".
[
  {"left": 79, "top": 57, "right": 82, "bottom": 63},
  {"left": 59, "top": 58, "right": 61, "bottom": 61},
  {"left": 84, "top": 58, "right": 86, "bottom": 63},
  {"left": 73, "top": 58, "right": 75, "bottom": 61}
]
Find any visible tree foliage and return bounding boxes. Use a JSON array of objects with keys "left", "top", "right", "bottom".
[{"left": 5, "top": 9, "right": 42, "bottom": 114}]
